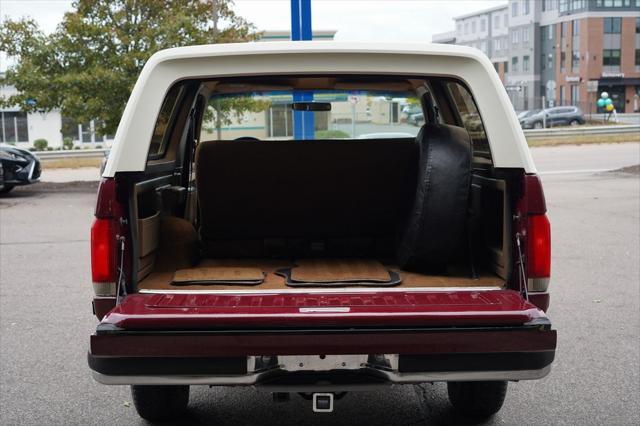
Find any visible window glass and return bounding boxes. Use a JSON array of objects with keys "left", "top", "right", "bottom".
[
  {"left": 445, "top": 82, "right": 491, "bottom": 161},
  {"left": 148, "top": 84, "right": 186, "bottom": 158},
  {"left": 512, "top": 2, "right": 519, "bottom": 16},
  {"left": 0, "top": 111, "right": 29, "bottom": 143},
  {"left": 523, "top": 55, "right": 530, "bottom": 72},
  {"left": 201, "top": 88, "right": 421, "bottom": 141},
  {"left": 604, "top": 17, "right": 621, "bottom": 34}
]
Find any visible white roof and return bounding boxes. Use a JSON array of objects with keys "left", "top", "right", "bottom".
[{"left": 103, "top": 42, "right": 535, "bottom": 176}]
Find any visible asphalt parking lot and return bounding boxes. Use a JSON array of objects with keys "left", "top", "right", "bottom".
[{"left": 1, "top": 143, "right": 639, "bottom": 425}]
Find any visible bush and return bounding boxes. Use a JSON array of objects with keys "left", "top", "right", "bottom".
[
  {"left": 33, "top": 138, "right": 48, "bottom": 151},
  {"left": 315, "top": 129, "right": 351, "bottom": 139},
  {"left": 46, "top": 147, "right": 54, "bottom": 151},
  {"left": 74, "top": 146, "right": 81, "bottom": 150},
  {"left": 63, "top": 137, "right": 73, "bottom": 150},
  {"left": 95, "top": 144, "right": 102, "bottom": 149}
]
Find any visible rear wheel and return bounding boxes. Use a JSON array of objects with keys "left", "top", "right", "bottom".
[
  {"left": 131, "top": 385, "right": 189, "bottom": 421},
  {"left": 447, "top": 381, "right": 507, "bottom": 419},
  {"left": 532, "top": 121, "right": 544, "bottom": 129},
  {"left": 569, "top": 119, "right": 580, "bottom": 126},
  {"left": 0, "top": 184, "right": 14, "bottom": 194}
]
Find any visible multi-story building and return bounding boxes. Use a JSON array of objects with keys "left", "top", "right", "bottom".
[{"left": 433, "top": 0, "right": 640, "bottom": 113}]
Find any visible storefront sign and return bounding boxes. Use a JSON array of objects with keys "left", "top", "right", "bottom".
[
  {"left": 601, "top": 72, "right": 624, "bottom": 78},
  {"left": 565, "top": 76, "right": 581, "bottom": 83}
]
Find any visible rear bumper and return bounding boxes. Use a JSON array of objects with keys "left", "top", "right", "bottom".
[{"left": 89, "top": 324, "right": 556, "bottom": 386}]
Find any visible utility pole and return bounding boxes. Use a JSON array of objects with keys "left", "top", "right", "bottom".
[{"left": 291, "top": 0, "right": 314, "bottom": 140}]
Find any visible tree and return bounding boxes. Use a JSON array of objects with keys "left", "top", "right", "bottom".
[{"left": 0, "top": 0, "right": 259, "bottom": 135}]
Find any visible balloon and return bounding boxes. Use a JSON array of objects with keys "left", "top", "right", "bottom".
[
  {"left": 606, "top": 103, "right": 614, "bottom": 112},
  {"left": 597, "top": 98, "right": 605, "bottom": 107},
  {"left": 605, "top": 98, "right": 613, "bottom": 106},
  {"left": 600, "top": 92, "right": 609, "bottom": 99}
]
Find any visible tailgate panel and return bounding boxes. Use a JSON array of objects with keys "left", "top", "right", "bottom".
[{"left": 100, "top": 290, "right": 547, "bottom": 329}]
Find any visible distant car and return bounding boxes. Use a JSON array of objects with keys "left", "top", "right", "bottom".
[
  {"left": 0, "top": 144, "right": 41, "bottom": 194},
  {"left": 520, "top": 106, "right": 585, "bottom": 129},
  {"left": 517, "top": 110, "right": 540, "bottom": 120},
  {"left": 407, "top": 112, "right": 424, "bottom": 126}
]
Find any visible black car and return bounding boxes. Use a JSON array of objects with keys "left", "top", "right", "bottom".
[{"left": 0, "top": 144, "right": 41, "bottom": 194}]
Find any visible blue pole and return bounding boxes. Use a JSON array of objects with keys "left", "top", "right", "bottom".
[{"left": 291, "top": 0, "right": 314, "bottom": 140}]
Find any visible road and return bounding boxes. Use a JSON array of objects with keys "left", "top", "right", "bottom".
[{"left": 1, "top": 143, "right": 638, "bottom": 425}]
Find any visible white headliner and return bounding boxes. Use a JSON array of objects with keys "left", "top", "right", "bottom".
[{"left": 103, "top": 42, "right": 536, "bottom": 177}]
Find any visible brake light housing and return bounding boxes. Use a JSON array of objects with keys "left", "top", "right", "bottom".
[
  {"left": 517, "top": 175, "right": 551, "bottom": 306},
  {"left": 91, "top": 178, "right": 126, "bottom": 298}
]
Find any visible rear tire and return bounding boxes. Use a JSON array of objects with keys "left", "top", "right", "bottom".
[
  {"left": 131, "top": 385, "right": 189, "bottom": 421},
  {"left": 533, "top": 121, "right": 543, "bottom": 129},
  {"left": 447, "top": 381, "right": 507, "bottom": 419},
  {"left": 569, "top": 119, "right": 579, "bottom": 126},
  {"left": 0, "top": 184, "right": 14, "bottom": 194}
]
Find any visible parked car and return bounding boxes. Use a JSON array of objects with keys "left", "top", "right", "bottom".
[
  {"left": 0, "top": 144, "right": 41, "bottom": 194},
  {"left": 407, "top": 111, "right": 424, "bottom": 126},
  {"left": 88, "top": 43, "right": 556, "bottom": 421},
  {"left": 520, "top": 106, "right": 585, "bottom": 129}
]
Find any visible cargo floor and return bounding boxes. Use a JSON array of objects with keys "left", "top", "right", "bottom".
[{"left": 138, "top": 258, "right": 503, "bottom": 292}]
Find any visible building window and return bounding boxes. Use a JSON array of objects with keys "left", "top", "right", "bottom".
[
  {"left": 0, "top": 111, "right": 29, "bottom": 143},
  {"left": 636, "top": 17, "right": 640, "bottom": 33},
  {"left": 572, "top": 52, "right": 580, "bottom": 70},
  {"left": 512, "top": 56, "right": 519, "bottom": 72},
  {"left": 494, "top": 39, "right": 500, "bottom": 52},
  {"left": 571, "top": 85, "right": 580, "bottom": 106},
  {"left": 494, "top": 15, "right": 499, "bottom": 29},
  {"left": 559, "top": 85, "right": 565, "bottom": 105},
  {"left": 561, "top": 51, "right": 566, "bottom": 70},
  {"left": 481, "top": 19, "right": 486, "bottom": 32},
  {"left": 464, "top": 22, "right": 469, "bottom": 34},
  {"left": 597, "top": 0, "right": 631, "bottom": 6},
  {"left": 523, "top": 55, "right": 530, "bottom": 72},
  {"left": 512, "top": 29, "right": 519, "bottom": 45},
  {"left": 559, "top": 0, "right": 568, "bottom": 12},
  {"left": 603, "top": 49, "right": 622, "bottom": 70},
  {"left": 541, "top": 54, "right": 546, "bottom": 71},
  {"left": 512, "top": 2, "right": 519, "bottom": 17},
  {"left": 504, "top": 60, "right": 509, "bottom": 73},
  {"left": 524, "top": 0, "right": 530, "bottom": 14},
  {"left": 604, "top": 17, "right": 622, "bottom": 34},
  {"left": 523, "top": 27, "right": 530, "bottom": 45},
  {"left": 635, "top": 49, "right": 640, "bottom": 68},
  {"left": 572, "top": 20, "right": 580, "bottom": 36},
  {"left": 561, "top": 22, "right": 568, "bottom": 38},
  {"left": 504, "top": 14, "right": 508, "bottom": 27},
  {"left": 548, "top": 53, "right": 554, "bottom": 70}
]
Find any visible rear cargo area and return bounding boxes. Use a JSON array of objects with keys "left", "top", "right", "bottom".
[{"left": 135, "top": 134, "right": 513, "bottom": 293}]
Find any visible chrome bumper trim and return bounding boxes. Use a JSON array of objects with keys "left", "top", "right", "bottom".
[{"left": 92, "top": 365, "right": 551, "bottom": 386}]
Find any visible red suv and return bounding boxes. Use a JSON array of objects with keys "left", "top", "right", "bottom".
[{"left": 88, "top": 43, "right": 556, "bottom": 421}]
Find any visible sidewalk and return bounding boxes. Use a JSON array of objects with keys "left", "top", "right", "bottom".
[{"left": 40, "top": 167, "right": 100, "bottom": 182}]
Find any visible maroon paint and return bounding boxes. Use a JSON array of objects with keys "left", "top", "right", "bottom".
[
  {"left": 93, "top": 297, "right": 117, "bottom": 320},
  {"left": 528, "top": 293, "right": 550, "bottom": 312},
  {"left": 99, "top": 290, "right": 547, "bottom": 329},
  {"left": 91, "top": 328, "right": 556, "bottom": 357}
]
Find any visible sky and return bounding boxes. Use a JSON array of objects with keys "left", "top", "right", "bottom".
[{"left": 0, "top": 0, "right": 506, "bottom": 68}]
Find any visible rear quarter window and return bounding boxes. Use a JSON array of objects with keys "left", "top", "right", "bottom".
[
  {"left": 148, "top": 84, "right": 186, "bottom": 159},
  {"left": 445, "top": 81, "right": 492, "bottom": 164}
]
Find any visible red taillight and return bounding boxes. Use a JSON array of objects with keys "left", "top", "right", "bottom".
[
  {"left": 91, "top": 178, "right": 124, "bottom": 296},
  {"left": 519, "top": 175, "right": 551, "bottom": 296},
  {"left": 527, "top": 214, "right": 551, "bottom": 278},
  {"left": 91, "top": 218, "right": 116, "bottom": 283}
]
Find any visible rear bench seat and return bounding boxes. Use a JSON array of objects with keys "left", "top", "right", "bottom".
[{"left": 195, "top": 138, "right": 418, "bottom": 258}]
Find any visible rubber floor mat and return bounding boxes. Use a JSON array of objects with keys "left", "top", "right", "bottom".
[
  {"left": 172, "top": 266, "right": 264, "bottom": 286},
  {"left": 291, "top": 259, "right": 392, "bottom": 282}
]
